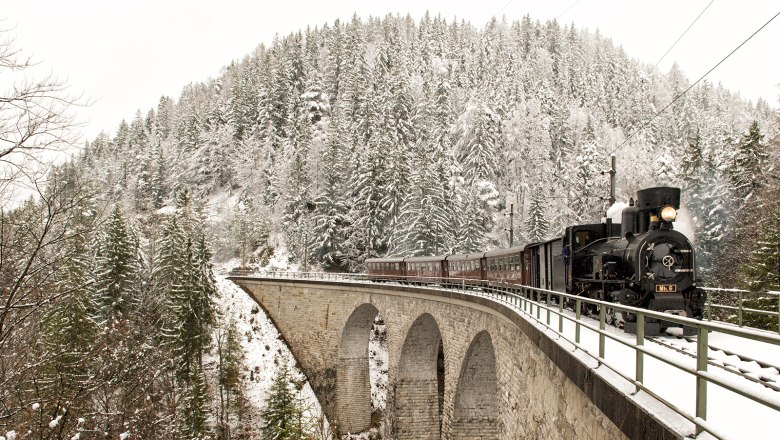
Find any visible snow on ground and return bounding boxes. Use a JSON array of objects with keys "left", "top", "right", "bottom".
[
  {"left": 507, "top": 297, "right": 780, "bottom": 440},
  {"left": 369, "top": 318, "right": 388, "bottom": 413},
  {"left": 213, "top": 262, "right": 331, "bottom": 437},
  {"left": 215, "top": 261, "right": 389, "bottom": 439}
]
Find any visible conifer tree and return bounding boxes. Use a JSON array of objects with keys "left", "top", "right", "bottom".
[
  {"left": 679, "top": 129, "right": 704, "bottom": 179},
  {"left": 261, "top": 363, "right": 308, "bottom": 440},
  {"left": 742, "top": 204, "right": 780, "bottom": 291},
  {"left": 179, "top": 362, "right": 210, "bottom": 439},
  {"left": 526, "top": 193, "right": 549, "bottom": 242},
  {"left": 570, "top": 140, "right": 601, "bottom": 223},
  {"left": 216, "top": 319, "right": 247, "bottom": 439},
  {"left": 95, "top": 206, "right": 139, "bottom": 320},
  {"left": 453, "top": 102, "right": 499, "bottom": 185},
  {"left": 155, "top": 189, "right": 217, "bottom": 439},
  {"left": 455, "top": 188, "right": 490, "bottom": 253},
  {"left": 311, "top": 114, "right": 350, "bottom": 269},
  {"left": 390, "top": 142, "right": 451, "bottom": 256},
  {"left": 39, "top": 201, "right": 99, "bottom": 422},
  {"left": 729, "top": 120, "right": 769, "bottom": 202}
]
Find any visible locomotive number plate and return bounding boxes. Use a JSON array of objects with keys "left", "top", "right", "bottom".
[{"left": 656, "top": 284, "right": 677, "bottom": 293}]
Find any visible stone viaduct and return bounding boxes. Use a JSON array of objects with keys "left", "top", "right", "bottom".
[{"left": 230, "top": 276, "right": 683, "bottom": 439}]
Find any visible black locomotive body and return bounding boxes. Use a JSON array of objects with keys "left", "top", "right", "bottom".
[
  {"left": 366, "top": 186, "right": 705, "bottom": 335},
  {"left": 562, "top": 187, "right": 705, "bottom": 333}
]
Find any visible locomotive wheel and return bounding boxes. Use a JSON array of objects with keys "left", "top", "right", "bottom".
[
  {"left": 605, "top": 307, "right": 618, "bottom": 326},
  {"left": 620, "top": 311, "right": 636, "bottom": 323}
]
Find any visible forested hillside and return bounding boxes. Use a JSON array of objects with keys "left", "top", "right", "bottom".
[
  {"left": 2, "top": 11, "right": 779, "bottom": 439},
  {"left": 79, "top": 13, "right": 777, "bottom": 283}
]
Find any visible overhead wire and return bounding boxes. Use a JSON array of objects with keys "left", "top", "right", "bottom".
[
  {"left": 606, "top": 8, "right": 780, "bottom": 157},
  {"left": 649, "top": 0, "right": 716, "bottom": 74},
  {"left": 553, "top": 1, "right": 712, "bottom": 190},
  {"left": 556, "top": 0, "right": 583, "bottom": 21},
  {"left": 495, "top": 0, "right": 515, "bottom": 17},
  {"left": 601, "top": 0, "right": 715, "bottom": 159}
]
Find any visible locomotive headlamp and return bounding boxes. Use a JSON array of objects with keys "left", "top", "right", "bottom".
[{"left": 660, "top": 206, "right": 677, "bottom": 222}]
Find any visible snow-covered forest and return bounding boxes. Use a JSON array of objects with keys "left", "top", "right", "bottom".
[
  {"left": 80, "top": 13, "right": 777, "bottom": 281},
  {"left": 1, "top": 12, "right": 779, "bottom": 440}
]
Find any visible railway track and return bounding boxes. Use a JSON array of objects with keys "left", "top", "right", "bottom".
[{"left": 647, "top": 335, "right": 780, "bottom": 392}]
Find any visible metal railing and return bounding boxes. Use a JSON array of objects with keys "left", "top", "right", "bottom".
[
  {"left": 228, "top": 269, "right": 780, "bottom": 440},
  {"left": 702, "top": 287, "right": 780, "bottom": 333}
]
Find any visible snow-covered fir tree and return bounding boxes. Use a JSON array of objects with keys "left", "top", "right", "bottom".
[
  {"left": 261, "top": 363, "right": 308, "bottom": 440},
  {"left": 525, "top": 192, "right": 549, "bottom": 242},
  {"left": 729, "top": 120, "right": 769, "bottom": 203},
  {"left": 94, "top": 206, "right": 140, "bottom": 319}
]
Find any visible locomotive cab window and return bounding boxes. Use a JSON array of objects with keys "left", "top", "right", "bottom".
[{"left": 574, "top": 230, "right": 591, "bottom": 249}]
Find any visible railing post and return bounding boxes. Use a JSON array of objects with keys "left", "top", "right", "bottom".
[
  {"left": 525, "top": 288, "right": 530, "bottom": 313},
  {"left": 738, "top": 290, "right": 743, "bottom": 327},
  {"left": 536, "top": 290, "right": 541, "bottom": 320},
  {"left": 558, "top": 296, "right": 564, "bottom": 333},
  {"left": 546, "top": 292, "right": 551, "bottom": 325},
  {"left": 696, "top": 326, "right": 709, "bottom": 435},
  {"left": 575, "top": 299, "right": 582, "bottom": 344},
  {"left": 635, "top": 313, "right": 645, "bottom": 393},
  {"left": 599, "top": 306, "right": 606, "bottom": 359}
]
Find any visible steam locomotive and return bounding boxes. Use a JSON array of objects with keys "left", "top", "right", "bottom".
[{"left": 366, "top": 186, "right": 705, "bottom": 335}]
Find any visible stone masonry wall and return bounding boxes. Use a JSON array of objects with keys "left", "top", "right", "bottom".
[
  {"left": 394, "top": 379, "right": 441, "bottom": 439},
  {"left": 234, "top": 278, "right": 655, "bottom": 439}
]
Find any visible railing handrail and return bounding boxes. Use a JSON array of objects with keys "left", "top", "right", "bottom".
[{"left": 232, "top": 270, "right": 780, "bottom": 342}]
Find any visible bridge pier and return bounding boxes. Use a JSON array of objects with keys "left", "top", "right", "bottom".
[
  {"left": 452, "top": 331, "right": 499, "bottom": 439},
  {"left": 338, "top": 303, "right": 378, "bottom": 432},
  {"left": 393, "top": 314, "right": 444, "bottom": 438}
]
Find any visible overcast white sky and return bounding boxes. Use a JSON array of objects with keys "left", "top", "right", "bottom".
[{"left": 4, "top": 0, "right": 779, "bottom": 141}]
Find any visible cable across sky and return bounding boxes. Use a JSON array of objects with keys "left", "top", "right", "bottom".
[{"left": 606, "top": 8, "right": 780, "bottom": 158}]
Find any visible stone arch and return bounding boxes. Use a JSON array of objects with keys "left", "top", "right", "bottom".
[
  {"left": 338, "top": 303, "right": 379, "bottom": 433},
  {"left": 395, "top": 313, "right": 445, "bottom": 439},
  {"left": 452, "top": 330, "right": 499, "bottom": 439}
]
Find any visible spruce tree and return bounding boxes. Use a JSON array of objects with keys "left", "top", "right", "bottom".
[
  {"left": 742, "top": 204, "right": 780, "bottom": 291},
  {"left": 390, "top": 142, "right": 451, "bottom": 256},
  {"left": 570, "top": 140, "right": 601, "bottom": 223},
  {"left": 39, "top": 217, "right": 99, "bottom": 422},
  {"left": 311, "top": 114, "right": 350, "bottom": 269},
  {"left": 526, "top": 193, "right": 549, "bottom": 242},
  {"left": 729, "top": 120, "right": 769, "bottom": 201},
  {"left": 155, "top": 189, "right": 217, "bottom": 439},
  {"left": 179, "top": 363, "right": 210, "bottom": 440},
  {"left": 453, "top": 102, "right": 499, "bottom": 185},
  {"left": 261, "top": 364, "right": 308, "bottom": 440},
  {"left": 216, "top": 319, "right": 246, "bottom": 439},
  {"left": 95, "top": 206, "right": 139, "bottom": 320}
]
